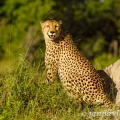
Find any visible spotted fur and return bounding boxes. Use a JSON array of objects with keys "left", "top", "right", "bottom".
[{"left": 40, "top": 20, "right": 113, "bottom": 107}]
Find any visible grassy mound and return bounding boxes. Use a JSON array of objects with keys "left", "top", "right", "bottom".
[{"left": 0, "top": 61, "right": 119, "bottom": 120}]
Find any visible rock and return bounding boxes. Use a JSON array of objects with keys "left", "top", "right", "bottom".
[{"left": 104, "top": 59, "right": 120, "bottom": 106}]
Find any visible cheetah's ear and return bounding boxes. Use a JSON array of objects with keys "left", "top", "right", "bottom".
[
  {"left": 59, "top": 20, "right": 62, "bottom": 25},
  {"left": 40, "top": 21, "right": 44, "bottom": 26}
]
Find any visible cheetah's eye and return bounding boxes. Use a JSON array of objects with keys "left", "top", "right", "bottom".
[
  {"left": 46, "top": 25, "right": 50, "bottom": 27},
  {"left": 55, "top": 25, "right": 59, "bottom": 28}
]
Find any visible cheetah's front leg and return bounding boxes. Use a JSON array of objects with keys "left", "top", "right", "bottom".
[{"left": 45, "top": 63, "right": 58, "bottom": 83}]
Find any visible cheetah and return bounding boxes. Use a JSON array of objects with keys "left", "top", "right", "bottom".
[{"left": 40, "top": 19, "right": 113, "bottom": 107}]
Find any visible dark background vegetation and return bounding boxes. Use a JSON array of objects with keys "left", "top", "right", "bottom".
[{"left": 0, "top": 0, "right": 120, "bottom": 73}]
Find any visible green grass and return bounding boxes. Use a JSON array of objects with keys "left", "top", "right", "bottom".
[{"left": 0, "top": 61, "right": 120, "bottom": 120}]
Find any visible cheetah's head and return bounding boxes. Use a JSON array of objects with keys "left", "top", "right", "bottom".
[{"left": 40, "top": 20, "right": 62, "bottom": 40}]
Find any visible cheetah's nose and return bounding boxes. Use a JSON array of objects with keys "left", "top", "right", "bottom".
[{"left": 50, "top": 31, "right": 55, "bottom": 34}]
